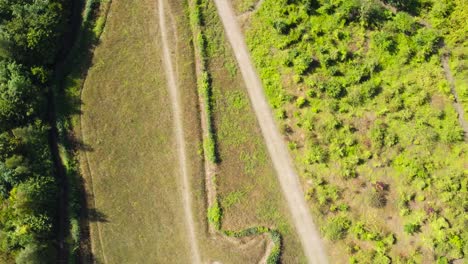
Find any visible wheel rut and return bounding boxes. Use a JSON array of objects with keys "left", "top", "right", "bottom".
[{"left": 157, "top": 0, "right": 202, "bottom": 262}]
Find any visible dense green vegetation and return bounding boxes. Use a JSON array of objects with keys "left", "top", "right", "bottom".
[
  {"left": 0, "top": 0, "right": 68, "bottom": 262},
  {"left": 247, "top": 0, "right": 467, "bottom": 262}
]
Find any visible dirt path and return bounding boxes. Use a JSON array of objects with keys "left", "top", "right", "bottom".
[
  {"left": 157, "top": 0, "right": 202, "bottom": 262},
  {"left": 442, "top": 54, "right": 468, "bottom": 140},
  {"left": 212, "top": 1, "right": 328, "bottom": 263},
  {"left": 377, "top": 1, "right": 468, "bottom": 140}
]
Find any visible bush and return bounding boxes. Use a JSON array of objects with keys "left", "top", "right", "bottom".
[
  {"left": 207, "top": 199, "right": 222, "bottom": 230},
  {"left": 267, "top": 230, "right": 282, "bottom": 264},
  {"left": 304, "top": 145, "right": 328, "bottom": 164},
  {"left": 323, "top": 216, "right": 351, "bottom": 241},
  {"left": 404, "top": 223, "right": 420, "bottom": 235},
  {"left": 369, "top": 121, "right": 387, "bottom": 149},
  {"left": 15, "top": 242, "right": 55, "bottom": 264},
  {"left": 295, "top": 96, "right": 308, "bottom": 108}
]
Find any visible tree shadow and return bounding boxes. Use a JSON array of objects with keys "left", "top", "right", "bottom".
[
  {"left": 68, "top": 133, "right": 94, "bottom": 152},
  {"left": 87, "top": 208, "right": 109, "bottom": 223},
  {"left": 51, "top": 0, "right": 112, "bottom": 263}
]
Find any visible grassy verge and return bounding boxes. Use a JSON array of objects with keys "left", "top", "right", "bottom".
[{"left": 191, "top": 0, "right": 305, "bottom": 262}]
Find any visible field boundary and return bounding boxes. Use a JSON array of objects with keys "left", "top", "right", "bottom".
[
  {"left": 189, "top": 0, "right": 281, "bottom": 263},
  {"left": 54, "top": 0, "right": 113, "bottom": 262}
]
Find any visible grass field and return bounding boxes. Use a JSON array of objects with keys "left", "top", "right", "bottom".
[
  {"left": 76, "top": 0, "right": 288, "bottom": 262},
  {"left": 78, "top": 0, "right": 194, "bottom": 262},
  {"left": 199, "top": 0, "right": 307, "bottom": 262}
]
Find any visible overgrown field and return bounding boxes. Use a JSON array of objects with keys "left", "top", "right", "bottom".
[
  {"left": 441, "top": 0, "right": 468, "bottom": 123},
  {"left": 78, "top": 0, "right": 194, "bottom": 262},
  {"left": 196, "top": 0, "right": 306, "bottom": 262},
  {"left": 245, "top": 0, "right": 468, "bottom": 262}
]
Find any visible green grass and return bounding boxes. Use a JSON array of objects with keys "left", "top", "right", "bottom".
[
  {"left": 197, "top": 0, "right": 307, "bottom": 262},
  {"left": 245, "top": 0, "right": 468, "bottom": 262}
]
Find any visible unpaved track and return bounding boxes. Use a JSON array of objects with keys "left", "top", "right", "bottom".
[
  {"left": 377, "top": 0, "right": 468, "bottom": 140},
  {"left": 442, "top": 55, "right": 468, "bottom": 140},
  {"left": 158, "top": 0, "right": 202, "bottom": 262},
  {"left": 213, "top": 1, "right": 328, "bottom": 263}
]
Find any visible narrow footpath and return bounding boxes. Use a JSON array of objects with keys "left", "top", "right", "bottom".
[
  {"left": 157, "top": 0, "right": 202, "bottom": 262},
  {"left": 212, "top": 0, "right": 328, "bottom": 263}
]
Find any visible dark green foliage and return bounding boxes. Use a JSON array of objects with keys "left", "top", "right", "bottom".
[
  {"left": 0, "top": 61, "right": 43, "bottom": 131},
  {"left": 403, "top": 223, "right": 420, "bottom": 235},
  {"left": 383, "top": 0, "right": 419, "bottom": 13},
  {"left": 266, "top": 230, "right": 282, "bottom": 264},
  {"left": 0, "top": 0, "right": 67, "bottom": 65},
  {"left": 15, "top": 241, "right": 55, "bottom": 264},
  {"left": 0, "top": 0, "right": 68, "bottom": 261}
]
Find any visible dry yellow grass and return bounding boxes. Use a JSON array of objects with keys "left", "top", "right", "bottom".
[
  {"left": 79, "top": 0, "right": 193, "bottom": 262},
  {"left": 78, "top": 0, "right": 277, "bottom": 262}
]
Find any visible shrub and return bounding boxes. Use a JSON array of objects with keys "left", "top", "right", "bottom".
[
  {"left": 323, "top": 216, "right": 351, "bottom": 241},
  {"left": 304, "top": 145, "right": 328, "bottom": 164},
  {"left": 267, "top": 230, "right": 282, "bottom": 264},
  {"left": 15, "top": 242, "right": 55, "bottom": 264},
  {"left": 207, "top": 199, "right": 222, "bottom": 230},
  {"left": 369, "top": 121, "right": 387, "bottom": 149},
  {"left": 295, "top": 96, "right": 308, "bottom": 108},
  {"left": 404, "top": 223, "right": 420, "bottom": 235}
]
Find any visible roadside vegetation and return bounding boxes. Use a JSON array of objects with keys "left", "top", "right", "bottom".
[
  {"left": 245, "top": 0, "right": 468, "bottom": 262},
  {"left": 0, "top": 0, "right": 69, "bottom": 262},
  {"left": 193, "top": 0, "right": 306, "bottom": 262}
]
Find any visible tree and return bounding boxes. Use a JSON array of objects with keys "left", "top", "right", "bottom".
[
  {"left": 0, "top": 61, "right": 43, "bottom": 131},
  {"left": 323, "top": 216, "right": 351, "bottom": 241},
  {"left": 0, "top": 1, "right": 66, "bottom": 65},
  {"left": 15, "top": 241, "right": 55, "bottom": 264}
]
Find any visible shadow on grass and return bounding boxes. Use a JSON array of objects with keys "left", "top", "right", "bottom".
[
  {"left": 51, "top": 0, "right": 112, "bottom": 263},
  {"left": 87, "top": 208, "right": 109, "bottom": 223}
]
